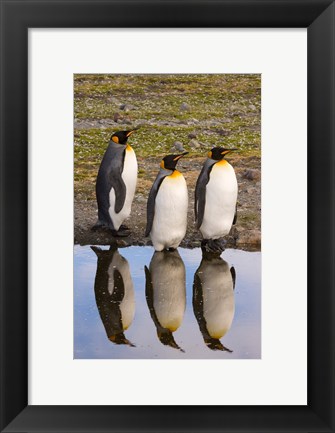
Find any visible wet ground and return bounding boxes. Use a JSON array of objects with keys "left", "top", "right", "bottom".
[{"left": 74, "top": 155, "right": 261, "bottom": 250}]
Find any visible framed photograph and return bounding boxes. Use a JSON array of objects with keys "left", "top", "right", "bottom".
[{"left": 1, "top": 1, "right": 334, "bottom": 432}]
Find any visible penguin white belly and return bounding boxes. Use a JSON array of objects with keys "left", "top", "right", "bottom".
[
  {"left": 107, "top": 252, "right": 135, "bottom": 331},
  {"left": 200, "top": 261, "right": 235, "bottom": 338},
  {"left": 151, "top": 172, "right": 188, "bottom": 251},
  {"left": 200, "top": 161, "right": 238, "bottom": 239},
  {"left": 109, "top": 146, "right": 138, "bottom": 230},
  {"left": 151, "top": 253, "right": 186, "bottom": 331}
]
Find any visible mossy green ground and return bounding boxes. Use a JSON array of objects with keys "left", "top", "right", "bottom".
[{"left": 74, "top": 74, "right": 260, "bottom": 186}]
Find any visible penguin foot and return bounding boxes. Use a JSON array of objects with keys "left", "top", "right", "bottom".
[
  {"left": 206, "top": 338, "right": 233, "bottom": 352},
  {"left": 91, "top": 221, "right": 115, "bottom": 232},
  {"left": 119, "top": 224, "right": 129, "bottom": 231},
  {"left": 91, "top": 222, "right": 104, "bottom": 231},
  {"left": 111, "top": 229, "right": 131, "bottom": 237},
  {"left": 201, "top": 238, "right": 227, "bottom": 256}
]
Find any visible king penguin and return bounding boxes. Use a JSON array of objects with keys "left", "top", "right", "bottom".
[
  {"left": 195, "top": 147, "right": 238, "bottom": 252},
  {"left": 145, "top": 250, "right": 186, "bottom": 352},
  {"left": 93, "top": 130, "right": 138, "bottom": 236},
  {"left": 91, "top": 246, "right": 135, "bottom": 346},
  {"left": 145, "top": 152, "right": 188, "bottom": 252},
  {"left": 193, "top": 248, "right": 236, "bottom": 352}
]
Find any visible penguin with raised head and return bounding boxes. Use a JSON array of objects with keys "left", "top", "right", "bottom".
[
  {"left": 195, "top": 147, "right": 238, "bottom": 253},
  {"left": 93, "top": 130, "right": 138, "bottom": 236},
  {"left": 145, "top": 249, "right": 186, "bottom": 352},
  {"left": 145, "top": 153, "right": 188, "bottom": 252},
  {"left": 193, "top": 248, "right": 236, "bottom": 352},
  {"left": 91, "top": 246, "right": 135, "bottom": 346}
]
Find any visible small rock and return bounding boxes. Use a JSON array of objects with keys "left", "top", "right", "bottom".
[
  {"left": 108, "top": 96, "right": 121, "bottom": 105},
  {"left": 180, "top": 102, "right": 191, "bottom": 112},
  {"left": 249, "top": 104, "right": 257, "bottom": 111},
  {"left": 136, "top": 196, "right": 146, "bottom": 203},
  {"left": 189, "top": 139, "right": 201, "bottom": 149},
  {"left": 113, "top": 112, "right": 122, "bottom": 123},
  {"left": 120, "top": 104, "right": 135, "bottom": 112},
  {"left": 188, "top": 132, "right": 197, "bottom": 139},
  {"left": 243, "top": 169, "right": 261, "bottom": 181},
  {"left": 172, "top": 141, "right": 186, "bottom": 152},
  {"left": 216, "top": 129, "right": 229, "bottom": 136},
  {"left": 246, "top": 187, "right": 256, "bottom": 195}
]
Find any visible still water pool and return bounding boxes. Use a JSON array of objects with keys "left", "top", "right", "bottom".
[{"left": 74, "top": 246, "right": 261, "bottom": 359}]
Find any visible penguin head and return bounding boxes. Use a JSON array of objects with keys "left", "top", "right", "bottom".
[
  {"left": 208, "top": 147, "right": 237, "bottom": 160},
  {"left": 160, "top": 152, "right": 189, "bottom": 170},
  {"left": 110, "top": 130, "right": 135, "bottom": 145}
]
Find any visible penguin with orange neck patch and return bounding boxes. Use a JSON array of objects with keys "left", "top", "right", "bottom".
[
  {"left": 195, "top": 147, "right": 238, "bottom": 254},
  {"left": 193, "top": 246, "right": 236, "bottom": 352},
  {"left": 93, "top": 130, "right": 138, "bottom": 236},
  {"left": 145, "top": 152, "right": 188, "bottom": 251},
  {"left": 91, "top": 246, "right": 135, "bottom": 347},
  {"left": 145, "top": 249, "right": 186, "bottom": 352}
]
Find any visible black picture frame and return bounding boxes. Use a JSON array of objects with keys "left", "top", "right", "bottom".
[{"left": 1, "top": 1, "right": 334, "bottom": 432}]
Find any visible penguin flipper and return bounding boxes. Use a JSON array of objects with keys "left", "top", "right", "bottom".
[
  {"left": 145, "top": 265, "right": 164, "bottom": 330},
  {"left": 96, "top": 146, "right": 126, "bottom": 226},
  {"left": 110, "top": 173, "right": 127, "bottom": 214},
  {"left": 192, "top": 271, "right": 204, "bottom": 317},
  {"left": 230, "top": 266, "right": 236, "bottom": 290},
  {"left": 195, "top": 161, "right": 214, "bottom": 229},
  {"left": 111, "top": 268, "right": 125, "bottom": 303},
  {"left": 145, "top": 174, "right": 166, "bottom": 237},
  {"left": 193, "top": 268, "right": 207, "bottom": 332},
  {"left": 144, "top": 265, "right": 153, "bottom": 309},
  {"left": 193, "top": 268, "right": 217, "bottom": 346}
]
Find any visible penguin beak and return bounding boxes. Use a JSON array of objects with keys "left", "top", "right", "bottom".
[
  {"left": 126, "top": 130, "right": 135, "bottom": 137},
  {"left": 173, "top": 152, "right": 189, "bottom": 161},
  {"left": 222, "top": 148, "right": 237, "bottom": 155}
]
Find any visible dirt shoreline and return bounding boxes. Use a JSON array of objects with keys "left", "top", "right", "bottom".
[{"left": 74, "top": 155, "right": 261, "bottom": 251}]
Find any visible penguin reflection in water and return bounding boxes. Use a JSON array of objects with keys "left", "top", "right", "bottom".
[
  {"left": 93, "top": 130, "right": 138, "bottom": 237},
  {"left": 91, "top": 246, "right": 135, "bottom": 346},
  {"left": 145, "top": 153, "right": 188, "bottom": 251},
  {"left": 193, "top": 248, "right": 236, "bottom": 352},
  {"left": 145, "top": 250, "right": 186, "bottom": 351},
  {"left": 195, "top": 147, "right": 238, "bottom": 253}
]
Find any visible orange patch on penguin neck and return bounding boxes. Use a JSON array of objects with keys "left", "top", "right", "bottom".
[
  {"left": 126, "top": 144, "right": 133, "bottom": 152},
  {"left": 216, "top": 159, "right": 228, "bottom": 166},
  {"left": 169, "top": 170, "right": 182, "bottom": 178}
]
